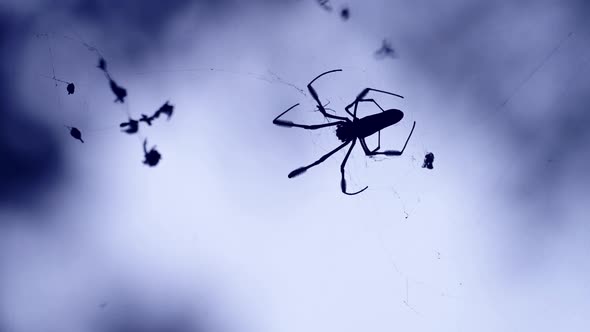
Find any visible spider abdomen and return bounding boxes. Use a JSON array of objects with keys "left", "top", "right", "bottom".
[{"left": 354, "top": 109, "right": 404, "bottom": 138}]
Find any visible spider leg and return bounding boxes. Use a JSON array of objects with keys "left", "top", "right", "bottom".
[
  {"left": 356, "top": 88, "right": 404, "bottom": 100},
  {"left": 344, "top": 97, "right": 386, "bottom": 119},
  {"left": 307, "top": 69, "right": 349, "bottom": 121},
  {"left": 344, "top": 88, "right": 403, "bottom": 116},
  {"left": 358, "top": 132, "right": 383, "bottom": 154},
  {"left": 341, "top": 138, "right": 368, "bottom": 195},
  {"left": 288, "top": 140, "right": 350, "bottom": 178},
  {"left": 273, "top": 103, "right": 345, "bottom": 129},
  {"left": 361, "top": 121, "right": 416, "bottom": 156}
]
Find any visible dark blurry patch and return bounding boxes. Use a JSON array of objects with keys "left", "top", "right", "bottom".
[
  {"left": 55, "top": 0, "right": 238, "bottom": 58},
  {"left": 96, "top": 301, "right": 208, "bottom": 332},
  {"left": 0, "top": 11, "right": 65, "bottom": 210},
  {"left": 392, "top": 1, "right": 590, "bottom": 227},
  {"left": 374, "top": 39, "right": 397, "bottom": 60},
  {"left": 91, "top": 284, "right": 226, "bottom": 332},
  {"left": 340, "top": 6, "right": 349, "bottom": 21},
  {"left": 316, "top": 0, "right": 333, "bottom": 12},
  {"left": 66, "top": 0, "right": 191, "bottom": 51}
]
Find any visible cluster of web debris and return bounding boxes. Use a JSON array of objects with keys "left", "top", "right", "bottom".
[{"left": 37, "top": 33, "right": 175, "bottom": 168}]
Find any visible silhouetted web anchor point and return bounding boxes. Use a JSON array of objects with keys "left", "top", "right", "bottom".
[
  {"left": 143, "top": 139, "right": 161, "bottom": 167},
  {"left": 273, "top": 69, "right": 416, "bottom": 196}
]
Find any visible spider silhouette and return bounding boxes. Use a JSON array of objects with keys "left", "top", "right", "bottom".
[{"left": 273, "top": 69, "right": 416, "bottom": 195}]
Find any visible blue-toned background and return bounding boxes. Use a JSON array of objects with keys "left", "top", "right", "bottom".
[{"left": 1, "top": 0, "right": 588, "bottom": 331}]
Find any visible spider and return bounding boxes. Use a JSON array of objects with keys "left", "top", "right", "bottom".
[{"left": 273, "top": 69, "right": 416, "bottom": 195}]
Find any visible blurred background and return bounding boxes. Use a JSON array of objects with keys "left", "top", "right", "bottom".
[{"left": 0, "top": 0, "right": 589, "bottom": 331}]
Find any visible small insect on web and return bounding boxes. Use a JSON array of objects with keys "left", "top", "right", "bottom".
[
  {"left": 65, "top": 126, "right": 84, "bottom": 143},
  {"left": 143, "top": 139, "right": 162, "bottom": 167},
  {"left": 120, "top": 118, "right": 139, "bottom": 134},
  {"left": 374, "top": 39, "right": 398, "bottom": 60},
  {"left": 340, "top": 6, "right": 350, "bottom": 21},
  {"left": 121, "top": 101, "right": 175, "bottom": 132},
  {"left": 108, "top": 76, "right": 128, "bottom": 103},
  {"left": 273, "top": 69, "right": 416, "bottom": 195},
  {"left": 47, "top": 32, "right": 175, "bottom": 167},
  {"left": 422, "top": 152, "right": 434, "bottom": 169},
  {"left": 36, "top": 32, "right": 87, "bottom": 144},
  {"left": 37, "top": 33, "right": 78, "bottom": 96}
]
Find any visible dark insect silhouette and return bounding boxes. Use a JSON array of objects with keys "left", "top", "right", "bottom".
[
  {"left": 66, "top": 82, "right": 75, "bottom": 95},
  {"left": 340, "top": 6, "right": 350, "bottom": 20},
  {"left": 273, "top": 69, "right": 416, "bottom": 195},
  {"left": 316, "top": 0, "right": 332, "bottom": 11},
  {"left": 154, "top": 101, "right": 174, "bottom": 120},
  {"left": 109, "top": 77, "right": 127, "bottom": 103},
  {"left": 422, "top": 152, "right": 434, "bottom": 169},
  {"left": 143, "top": 139, "right": 161, "bottom": 167},
  {"left": 119, "top": 118, "right": 139, "bottom": 134},
  {"left": 97, "top": 57, "right": 107, "bottom": 72},
  {"left": 375, "top": 39, "right": 398, "bottom": 59},
  {"left": 66, "top": 126, "right": 84, "bottom": 143},
  {"left": 139, "top": 114, "right": 153, "bottom": 126},
  {"left": 138, "top": 101, "right": 174, "bottom": 127}
]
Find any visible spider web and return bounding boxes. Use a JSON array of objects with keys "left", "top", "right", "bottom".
[{"left": 17, "top": 4, "right": 590, "bottom": 325}]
